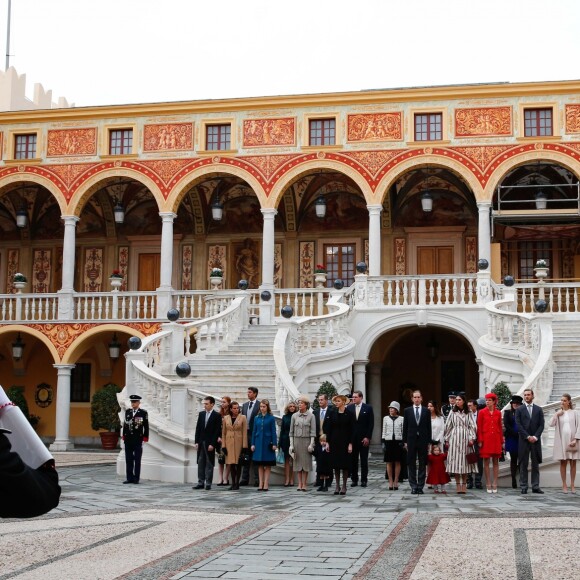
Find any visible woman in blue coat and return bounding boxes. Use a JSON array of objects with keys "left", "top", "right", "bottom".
[
  {"left": 251, "top": 399, "right": 278, "bottom": 490},
  {"left": 503, "top": 394, "right": 522, "bottom": 489}
]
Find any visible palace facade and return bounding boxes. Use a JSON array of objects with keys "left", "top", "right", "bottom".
[{"left": 0, "top": 78, "right": 579, "bottom": 470}]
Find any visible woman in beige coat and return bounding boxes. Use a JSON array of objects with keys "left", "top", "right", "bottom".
[
  {"left": 550, "top": 393, "right": 580, "bottom": 493},
  {"left": 221, "top": 401, "right": 248, "bottom": 490}
]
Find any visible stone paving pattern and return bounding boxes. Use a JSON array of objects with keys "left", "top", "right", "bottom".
[{"left": 3, "top": 456, "right": 580, "bottom": 579}]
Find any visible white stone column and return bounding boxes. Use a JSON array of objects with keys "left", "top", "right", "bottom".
[
  {"left": 477, "top": 201, "right": 492, "bottom": 266},
  {"left": 61, "top": 216, "right": 79, "bottom": 291},
  {"left": 353, "top": 360, "right": 368, "bottom": 399},
  {"left": 50, "top": 364, "right": 75, "bottom": 451},
  {"left": 368, "top": 363, "right": 382, "bottom": 444},
  {"left": 367, "top": 204, "right": 382, "bottom": 276},
  {"left": 159, "top": 212, "right": 176, "bottom": 290},
  {"left": 261, "top": 208, "right": 277, "bottom": 289}
]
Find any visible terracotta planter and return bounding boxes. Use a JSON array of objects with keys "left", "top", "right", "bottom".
[{"left": 99, "top": 431, "right": 120, "bottom": 450}]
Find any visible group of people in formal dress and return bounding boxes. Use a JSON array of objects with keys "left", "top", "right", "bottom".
[{"left": 149, "top": 383, "right": 580, "bottom": 496}]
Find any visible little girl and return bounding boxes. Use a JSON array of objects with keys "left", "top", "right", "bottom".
[
  {"left": 426, "top": 442, "right": 450, "bottom": 494},
  {"left": 315, "top": 434, "right": 332, "bottom": 491}
]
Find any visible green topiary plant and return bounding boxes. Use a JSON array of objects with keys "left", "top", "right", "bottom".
[
  {"left": 492, "top": 381, "right": 512, "bottom": 410},
  {"left": 312, "top": 381, "right": 338, "bottom": 410},
  {"left": 90, "top": 383, "right": 122, "bottom": 432}
]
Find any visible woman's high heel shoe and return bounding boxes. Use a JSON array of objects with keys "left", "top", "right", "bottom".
[
  {"left": 339, "top": 486, "right": 346, "bottom": 495},
  {"left": 492, "top": 486, "right": 497, "bottom": 494},
  {"left": 334, "top": 487, "right": 340, "bottom": 495},
  {"left": 487, "top": 486, "right": 492, "bottom": 494}
]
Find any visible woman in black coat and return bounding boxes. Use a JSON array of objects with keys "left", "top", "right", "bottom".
[
  {"left": 503, "top": 395, "right": 523, "bottom": 489},
  {"left": 279, "top": 401, "right": 297, "bottom": 486},
  {"left": 324, "top": 394, "right": 354, "bottom": 495}
]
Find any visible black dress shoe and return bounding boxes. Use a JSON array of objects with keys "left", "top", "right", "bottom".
[
  {"left": 239, "top": 481, "right": 249, "bottom": 486},
  {"left": 132, "top": 481, "right": 139, "bottom": 484},
  {"left": 193, "top": 484, "right": 204, "bottom": 490},
  {"left": 532, "top": 488, "right": 544, "bottom": 494},
  {"left": 466, "top": 482, "right": 473, "bottom": 489},
  {"left": 317, "top": 485, "right": 325, "bottom": 492},
  {"left": 205, "top": 485, "right": 211, "bottom": 490},
  {"left": 411, "top": 489, "right": 418, "bottom": 494},
  {"left": 361, "top": 482, "right": 367, "bottom": 488},
  {"left": 351, "top": 482, "right": 358, "bottom": 487},
  {"left": 475, "top": 484, "right": 483, "bottom": 490},
  {"left": 122, "top": 480, "right": 133, "bottom": 484},
  {"left": 417, "top": 489, "right": 424, "bottom": 494},
  {"left": 521, "top": 488, "right": 528, "bottom": 494}
]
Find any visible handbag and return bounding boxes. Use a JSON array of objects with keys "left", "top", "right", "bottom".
[
  {"left": 217, "top": 451, "right": 226, "bottom": 465},
  {"left": 239, "top": 450, "right": 251, "bottom": 466},
  {"left": 276, "top": 448, "right": 285, "bottom": 465},
  {"left": 466, "top": 446, "right": 478, "bottom": 465}
]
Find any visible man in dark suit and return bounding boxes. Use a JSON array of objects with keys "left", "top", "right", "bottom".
[
  {"left": 402, "top": 390, "right": 432, "bottom": 494},
  {"left": 122, "top": 394, "right": 149, "bottom": 484},
  {"left": 347, "top": 390, "right": 374, "bottom": 487},
  {"left": 240, "top": 387, "right": 260, "bottom": 486},
  {"left": 515, "top": 388, "right": 545, "bottom": 494},
  {"left": 313, "top": 393, "right": 333, "bottom": 491},
  {"left": 193, "top": 396, "right": 222, "bottom": 490}
]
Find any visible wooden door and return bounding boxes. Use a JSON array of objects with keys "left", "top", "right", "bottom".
[
  {"left": 138, "top": 253, "right": 161, "bottom": 290},
  {"left": 417, "top": 246, "right": 454, "bottom": 275}
]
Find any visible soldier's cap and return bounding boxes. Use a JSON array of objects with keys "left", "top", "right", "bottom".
[
  {"left": 129, "top": 395, "right": 142, "bottom": 401},
  {"left": 447, "top": 391, "right": 456, "bottom": 398}
]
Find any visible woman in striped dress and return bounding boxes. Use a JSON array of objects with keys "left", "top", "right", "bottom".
[{"left": 444, "top": 392, "right": 477, "bottom": 494}]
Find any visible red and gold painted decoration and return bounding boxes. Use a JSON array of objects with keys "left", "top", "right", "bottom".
[
  {"left": 243, "top": 118, "right": 295, "bottom": 147},
  {"left": 394, "top": 238, "right": 406, "bottom": 276},
  {"left": 6, "top": 249, "right": 19, "bottom": 294},
  {"left": 83, "top": 247, "right": 103, "bottom": 292},
  {"left": 565, "top": 105, "right": 580, "bottom": 134},
  {"left": 347, "top": 113, "right": 402, "bottom": 142},
  {"left": 32, "top": 249, "right": 52, "bottom": 293},
  {"left": 465, "top": 236, "right": 477, "bottom": 273},
  {"left": 143, "top": 123, "right": 193, "bottom": 152},
  {"left": 299, "top": 241, "right": 314, "bottom": 288},
  {"left": 455, "top": 107, "right": 512, "bottom": 137},
  {"left": 181, "top": 245, "right": 193, "bottom": 290},
  {"left": 23, "top": 322, "right": 162, "bottom": 360},
  {"left": 117, "top": 246, "right": 129, "bottom": 291},
  {"left": 47, "top": 128, "right": 97, "bottom": 157}
]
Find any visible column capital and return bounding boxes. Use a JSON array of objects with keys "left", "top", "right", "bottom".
[
  {"left": 354, "top": 359, "right": 370, "bottom": 367},
  {"left": 367, "top": 204, "right": 383, "bottom": 214},
  {"left": 261, "top": 208, "right": 278, "bottom": 219},
  {"left": 61, "top": 215, "right": 80, "bottom": 225},
  {"left": 476, "top": 200, "right": 492, "bottom": 210},
  {"left": 159, "top": 211, "right": 177, "bottom": 221},
  {"left": 53, "top": 364, "right": 75, "bottom": 373}
]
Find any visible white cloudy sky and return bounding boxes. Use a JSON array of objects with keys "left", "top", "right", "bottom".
[{"left": 2, "top": 0, "right": 579, "bottom": 107}]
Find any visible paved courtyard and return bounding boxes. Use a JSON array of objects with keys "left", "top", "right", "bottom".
[{"left": 2, "top": 454, "right": 580, "bottom": 579}]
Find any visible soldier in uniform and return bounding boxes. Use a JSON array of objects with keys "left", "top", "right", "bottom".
[
  {"left": 122, "top": 394, "right": 149, "bottom": 484},
  {"left": 441, "top": 392, "right": 456, "bottom": 421}
]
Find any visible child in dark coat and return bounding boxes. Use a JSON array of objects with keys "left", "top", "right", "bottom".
[{"left": 315, "top": 434, "right": 332, "bottom": 491}]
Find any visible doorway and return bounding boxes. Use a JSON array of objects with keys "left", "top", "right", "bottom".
[
  {"left": 417, "top": 246, "right": 454, "bottom": 275},
  {"left": 138, "top": 253, "right": 160, "bottom": 291}
]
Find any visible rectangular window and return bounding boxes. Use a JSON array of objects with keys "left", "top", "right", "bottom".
[
  {"left": 324, "top": 244, "right": 355, "bottom": 287},
  {"left": 15, "top": 134, "right": 37, "bottom": 159},
  {"left": 70, "top": 363, "right": 91, "bottom": 403},
  {"left": 206, "top": 124, "right": 231, "bottom": 150},
  {"left": 524, "top": 108, "right": 553, "bottom": 137},
  {"left": 518, "top": 241, "right": 552, "bottom": 280},
  {"left": 309, "top": 119, "right": 336, "bottom": 146},
  {"left": 109, "top": 129, "right": 133, "bottom": 155},
  {"left": 414, "top": 113, "right": 442, "bottom": 141}
]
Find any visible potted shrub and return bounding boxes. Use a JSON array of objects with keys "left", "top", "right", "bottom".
[
  {"left": 109, "top": 269, "right": 123, "bottom": 289},
  {"left": 209, "top": 267, "right": 223, "bottom": 287},
  {"left": 312, "top": 381, "right": 338, "bottom": 410},
  {"left": 91, "top": 382, "right": 122, "bottom": 449},
  {"left": 492, "top": 381, "right": 512, "bottom": 410},
  {"left": 13, "top": 272, "right": 27, "bottom": 291},
  {"left": 314, "top": 264, "right": 327, "bottom": 288},
  {"left": 534, "top": 260, "right": 549, "bottom": 280}
]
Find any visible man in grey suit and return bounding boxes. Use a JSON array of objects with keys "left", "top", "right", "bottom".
[
  {"left": 515, "top": 388, "right": 545, "bottom": 494},
  {"left": 240, "top": 387, "right": 260, "bottom": 486}
]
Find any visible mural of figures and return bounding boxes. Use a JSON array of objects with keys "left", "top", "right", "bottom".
[
  {"left": 6, "top": 249, "right": 19, "bottom": 293},
  {"left": 233, "top": 238, "right": 260, "bottom": 288}
]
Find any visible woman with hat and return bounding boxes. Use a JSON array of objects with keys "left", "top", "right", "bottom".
[
  {"left": 289, "top": 395, "right": 316, "bottom": 491},
  {"left": 504, "top": 394, "right": 522, "bottom": 489},
  {"left": 325, "top": 394, "right": 354, "bottom": 495},
  {"left": 477, "top": 393, "right": 504, "bottom": 493},
  {"left": 381, "top": 401, "right": 404, "bottom": 490}
]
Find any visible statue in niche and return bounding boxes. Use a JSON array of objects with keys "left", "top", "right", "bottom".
[{"left": 235, "top": 238, "right": 260, "bottom": 288}]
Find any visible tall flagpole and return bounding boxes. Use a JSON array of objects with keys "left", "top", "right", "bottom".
[{"left": 5, "top": 0, "right": 11, "bottom": 70}]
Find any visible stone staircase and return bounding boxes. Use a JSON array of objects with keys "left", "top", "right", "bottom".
[
  {"left": 549, "top": 320, "right": 580, "bottom": 403},
  {"left": 190, "top": 325, "right": 279, "bottom": 413}
]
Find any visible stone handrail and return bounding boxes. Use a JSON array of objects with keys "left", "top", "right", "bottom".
[
  {"left": 537, "top": 395, "right": 580, "bottom": 457},
  {"left": 516, "top": 282, "right": 580, "bottom": 314},
  {"left": 0, "top": 292, "right": 59, "bottom": 322},
  {"left": 482, "top": 293, "right": 554, "bottom": 405},
  {"left": 246, "top": 288, "right": 331, "bottom": 318},
  {"left": 273, "top": 292, "right": 352, "bottom": 412}
]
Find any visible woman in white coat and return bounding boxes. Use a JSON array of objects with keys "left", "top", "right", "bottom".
[{"left": 550, "top": 393, "right": 580, "bottom": 493}]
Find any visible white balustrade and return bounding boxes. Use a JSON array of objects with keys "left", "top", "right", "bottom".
[
  {"left": 0, "top": 293, "right": 59, "bottom": 322},
  {"left": 517, "top": 283, "right": 580, "bottom": 314}
]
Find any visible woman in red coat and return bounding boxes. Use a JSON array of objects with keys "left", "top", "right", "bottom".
[{"left": 477, "top": 393, "right": 504, "bottom": 493}]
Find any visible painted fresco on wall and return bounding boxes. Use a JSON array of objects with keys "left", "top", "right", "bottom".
[
  {"left": 118, "top": 246, "right": 129, "bottom": 291},
  {"left": 566, "top": 105, "right": 580, "bottom": 134},
  {"left": 455, "top": 107, "right": 512, "bottom": 137},
  {"left": 83, "top": 247, "right": 104, "bottom": 292},
  {"left": 6, "top": 249, "right": 19, "bottom": 293},
  {"left": 32, "top": 249, "right": 52, "bottom": 293},
  {"left": 465, "top": 236, "right": 477, "bottom": 273},
  {"left": 394, "top": 193, "right": 476, "bottom": 228},
  {"left": 232, "top": 238, "right": 260, "bottom": 288},
  {"left": 395, "top": 238, "right": 406, "bottom": 275},
  {"left": 347, "top": 113, "right": 402, "bottom": 142},
  {"left": 274, "top": 243, "right": 282, "bottom": 287},
  {"left": 300, "top": 192, "right": 368, "bottom": 232},
  {"left": 299, "top": 241, "right": 314, "bottom": 288},
  {"left": 47, "top": 128, "right": 97, "bottom": 157},
  {"left": 143, "top": 123, "right": 193, "bottom": 152},
  {"left": 497, "top": 224, "right": 580, "bottom": 240},
  {"left": 121, "top": 197, "right": 163, "bottom": 236},
  {"left": 181, "top": 245, "right": 193, "bottom": 290},
  {"left": 243, "top": 118, "right": 295, "bottom": 147},
  {"left": 208, "top": 196, "right": 263, "bottom": 234},
  {"left": 207, "top": 245, "right": 227, "bottom": 288}
]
